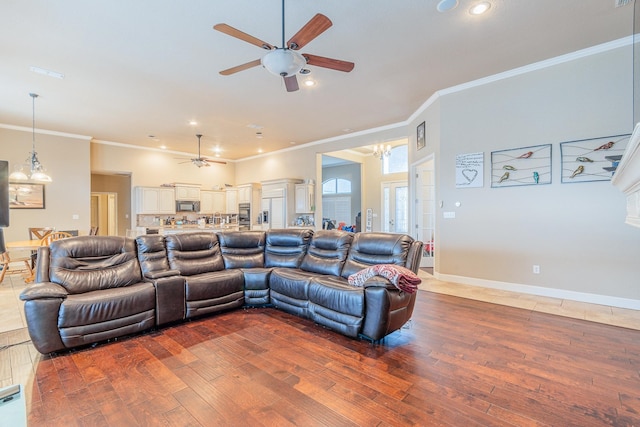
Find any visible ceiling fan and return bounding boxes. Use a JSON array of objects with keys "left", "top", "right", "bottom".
[
  {"left": 178, "top": 134, "right": 226, "bottom": 167},
  {"left": 214, "top": 0, "right": 354, "bottom": 92}
]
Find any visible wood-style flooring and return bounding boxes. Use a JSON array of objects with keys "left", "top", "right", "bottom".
[{"left": 3, "top": 290, "right": 640, "bottom": 426}]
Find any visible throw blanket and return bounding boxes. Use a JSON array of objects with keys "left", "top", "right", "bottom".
[{"left": 348, "top": 264, "right": 421, "bottom": 293}]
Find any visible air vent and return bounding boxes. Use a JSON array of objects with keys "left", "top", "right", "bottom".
[{"left": 615, "top": 0, "right": 632, "bottom": 7}]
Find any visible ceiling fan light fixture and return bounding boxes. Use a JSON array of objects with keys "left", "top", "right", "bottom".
[{"left": 261, "top": 49, "right": 306, "bottom": 77}]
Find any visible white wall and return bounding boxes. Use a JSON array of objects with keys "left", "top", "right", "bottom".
[
  {"left": 0, "top": 127, "right": 91, "bottom": 242},
  {"left": 412, "top": 45, "right": 640, "bottom": 304}
]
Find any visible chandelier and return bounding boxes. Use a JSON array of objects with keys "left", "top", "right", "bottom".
[
  {"left": 373, "top": 144, "right": 391, "bottom": 159},
  {"left": 9, "top": 93, "right": 52, "bottom": 183}
]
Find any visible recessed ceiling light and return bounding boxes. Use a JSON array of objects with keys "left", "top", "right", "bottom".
[
  {"left": 256, "top": 132, "right": 263, "bottom": 139},
  {"left": 290, "top": 141, "right": 296, "bottom": 145},
  {"left": 247, "top": 123, "right": 264, "bottom": 130},
  {"left": 469, "top": 1, "right": 491, "bottom": 15},
  {"left": 436, "top": 0, "right": 458, "bottom": 12},
  {"left": 303, "top": 79, "right": 316, "bottom": 87},
  {"left": 258, "top": 148, "right": 263, "bottom": 153},
  {"left": 159, "top": 145, "right": 167, "bottom": 150},
  {"left": 189, "top": 120, "right": 198, "bottom": 126}
]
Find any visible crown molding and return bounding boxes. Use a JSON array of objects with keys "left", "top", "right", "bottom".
[{"left": 0, "top": 123, "right": 92, "bottom": 141}]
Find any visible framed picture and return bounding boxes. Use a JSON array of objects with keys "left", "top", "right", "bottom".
[
  {"left": 417, "top": 121, "right": 426, "bottom": 150},
  {"left": 491, "top": 144, "right": 552, "bottom": 188},
  {"left": 560, "top": 134, "right": 631, "bottom": 183},
  {"left": 9, "top": 182, "right": 45, "bottom": 209}
]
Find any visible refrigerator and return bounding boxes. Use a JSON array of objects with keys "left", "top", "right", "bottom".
[{"left": 261, "top": 197, "right": 285, "bottom": 230}]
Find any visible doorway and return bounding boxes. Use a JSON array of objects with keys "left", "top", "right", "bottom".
[
  {"left": 90, "top": 192, "right": 117, "bottom": 236},
  {"left": 414, "top": 156, "right": 435, "bottom": 268},
  {"left": 381, "top": 181, "right": 408, "bottom": 233}
]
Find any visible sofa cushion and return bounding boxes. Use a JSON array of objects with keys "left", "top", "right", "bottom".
[
  {"left": 48, "top": 236, "right": 142, "bottom": 294},
  {"left": 218, "top": 231, "right": 265, "bottom": 269},
  {"left": 341, "top": 232, "right": 415, "bottom": 278},
  {"left": 136, "top": 234, "right": 173, "bottom": 278},
  {"left": 165, "top": 232, "right": 224, "bottom": 275},
  {"left": 183, "top": 270, "right": 244, "bottom": 318},
  {"left": 264, "top": 229, "right": 313, "bottom": 268},
  {"left": 269, "top": 268, "right": 318, "bottom": 317},
  {"left": 300, "top": 230, "right": 353, "bottom": 276},
  {"left": 308, "top": 276, "right": 365, "bottom": 338},
  {"left": 58, "top": 281, "right": 156, "bottom": 348}
]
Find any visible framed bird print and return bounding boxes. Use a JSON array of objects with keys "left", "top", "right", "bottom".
[
  {"left": 560, "top": 134, "right": 631, "bottom": 183},
  {"left": 491, "top": 144, "right": 552, "bottom": 188}
]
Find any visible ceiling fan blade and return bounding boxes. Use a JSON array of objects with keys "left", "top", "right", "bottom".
[
  {"left": 302, "top": 54, "right": 355, "bottom": 72},
  {"left": 213, "top": 23, "right": 274, "bottom": 50},
  {"left": 284, "top": 75, "right": 299, "bottom": 92},
  {"left": 220, "top": 59, "right": 262, "bottom": 76},
  {"left": 287, "top": 14, "right": 332, "bottom": 50}
]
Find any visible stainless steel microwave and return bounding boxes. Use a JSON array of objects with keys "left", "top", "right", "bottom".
[{"left": 176, "top": 200, "right": 200, "bottom": 212}]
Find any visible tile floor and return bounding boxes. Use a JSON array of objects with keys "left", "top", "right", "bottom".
[
  {"left": 1, "top": 269, "right": 638, "bottom": 336},
  {"left": 417, "top": 269, "right": 640, "bottom": 331}
]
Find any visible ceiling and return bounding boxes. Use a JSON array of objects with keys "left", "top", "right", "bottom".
[{"left": 0, "top": 0, "right": 634, "bottom": 161}]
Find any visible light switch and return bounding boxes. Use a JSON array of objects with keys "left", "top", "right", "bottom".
[
  {"left": 72, "top": 214, "right": 79, "bottom": 220},
  {"left": 443, "top": 211, "right": 456, "bottom": 219}
]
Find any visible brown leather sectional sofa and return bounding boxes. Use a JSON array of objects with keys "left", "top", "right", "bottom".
[{"left": 20, "top": 229, "right": 422, "bottom": 354}]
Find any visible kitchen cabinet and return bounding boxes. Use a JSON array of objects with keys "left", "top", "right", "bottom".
[
  {"left": 237, "top": 185, "right": 252, "bottom": 203},
  {"left": 199, "top": 190, "right": 225, "bottom": 214},
  {"left": 174, "top": 185, "right": 200, "bottom": 201},
  {"left": 295, "top": 183, "right": 315, "bottom": 214},
  {"left": 226, "top": 188, "right": 238, "bottom": 213},
  {"left": 135, "top": 187, "right": 176, "bottom": 215}
]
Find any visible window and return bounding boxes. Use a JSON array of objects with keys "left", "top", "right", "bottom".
[
  {"left": 383, "top": 145, "right": 408, "bottom": 174},
  {"left": 322, "top": 178, "right": 353, "bottom": 226},
  {"left": 322, "top": 178, "right": 352, "bottom": 194}
]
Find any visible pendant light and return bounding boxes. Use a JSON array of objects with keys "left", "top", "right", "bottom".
[{"left": 9, "top": 93, "right": 52, "bottom": 183}]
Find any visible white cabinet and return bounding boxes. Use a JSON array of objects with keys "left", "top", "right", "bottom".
[
  {"left": 295, "top": 183, "right": 315, "bottom": 214},
  {"left": 200, "top": 190, "right": 225, "bottom": 214},
  {"left": 136, "top": 187, "right": 176, "bottom": 215},
  {"left": 174, "top": 185, "right": 200, "bottom": 201},
  {"left": 226, "top": 188, "right": 238, "bottom": 213},
  {"left": 237, "top": 185, "right": 252, "bottom": 203}
]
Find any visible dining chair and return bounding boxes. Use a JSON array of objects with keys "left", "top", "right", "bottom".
[
  {"left": 28, "top": 227, "right": 54, "bottom": 241},
  {"left": 89, "top": 226, "right": 99, "bottom": 236},
  {"left": 0, "top": 251, "right": 33, "bottom": 284},
  {"left": 39, "top": 231, "right": 73, "bottom": 246},
  {"left": 28, "top": 227, "right": 54, "bottom": 268}
]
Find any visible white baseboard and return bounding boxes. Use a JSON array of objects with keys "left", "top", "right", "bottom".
[{"left": 435, "top": 273, "right": 640, "bottom": 311}]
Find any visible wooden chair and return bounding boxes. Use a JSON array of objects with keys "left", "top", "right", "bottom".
[
  {"left": 0, "top": 251, "right": 33, "bottom": 284},
  {"left": 29, "top": 227, "right": 54, "bottom": 268},
  {"left": 89, "top": 226, "right": 99, "bottom": 236},
  {"left": 39, "top": 231, "right": 73, "bottom": 246}
]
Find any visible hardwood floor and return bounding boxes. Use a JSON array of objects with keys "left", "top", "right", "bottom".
[{"left": 4, "top": 290, "right": 640, "bottom": 426}]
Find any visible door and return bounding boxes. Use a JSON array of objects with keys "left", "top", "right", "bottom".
[
  {"left": 415, "top": 157, "right": 435, "bottom": 268},
  {"left": 381, "top": 181, "right": 408, "bottom": 233},
  {"left": 91, "top": 192, "right": 118, "bottom": 236}
]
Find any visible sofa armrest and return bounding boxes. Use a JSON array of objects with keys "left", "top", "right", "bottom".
[
  {"left": 144, "top": 269, "right": 180, "bottom": 280},
  {"left": 363, "top": 276, "right": 396, "bottom": 290},
  {"left": 19, "top": 282, "right": 68, "bottom": 301}
]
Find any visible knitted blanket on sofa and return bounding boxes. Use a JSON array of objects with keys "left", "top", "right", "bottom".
[{"left": 348, "top": 264, "right": 421, "bottom": 293}]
